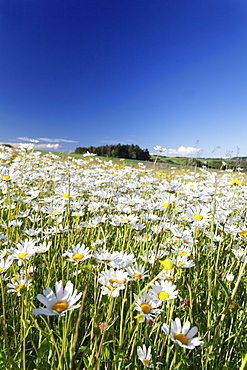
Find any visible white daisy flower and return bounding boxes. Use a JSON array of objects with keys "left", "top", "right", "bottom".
[
  {"left": 162, "top": 317, "right": 204, "bottom": 349},
  {"left": 149, "top": 280, "right": 178, "bottom": 302},
  {"left": 134, "top": 292, "right": 162, "bottom": 321},
  {"left": 32, "top": 280, "right": 82, "bottom": 316},
  {"left": 137, "top": 344, "right": 162, "bottom": 368},
  {"left": 63, "top": 244, "right": 92, "bottom": 264},
  {"left": 7, "top": 276, "right": 32, "bottom": 296},
  {"left": 126, "top": 263, "right": 149, "bottom": 281},
  {"left": 98, "top": 269, "right": 128, "bottom": 297}
]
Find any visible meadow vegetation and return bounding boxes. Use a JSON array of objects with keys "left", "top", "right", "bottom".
[{"left": 0, "top": 144, "right": 246, "bottom": 369}]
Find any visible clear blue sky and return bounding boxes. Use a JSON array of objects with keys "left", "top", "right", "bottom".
[{"left": 1, "top": 0, "right": 247, "bottom": 158}]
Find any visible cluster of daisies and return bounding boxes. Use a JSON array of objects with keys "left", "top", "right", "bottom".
[{"left": 0, "top": 144, "right": 246, "bottom": 367}]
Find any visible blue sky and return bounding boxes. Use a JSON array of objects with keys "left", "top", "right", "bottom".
[{"left": 1, "top": 0, "right": 247, "bottom": 158}]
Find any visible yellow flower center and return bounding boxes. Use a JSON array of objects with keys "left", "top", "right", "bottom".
[
  {"left": 18, "top": 252, "right": 28, "bottom": 259},
  {"left": 194, "top": 214, "right": 203, "bottom": 221},
  {"left": 62, "top": 193, "right": 69, "bottom": 198},
  {"left": 133, "top": 273, "right": 142, "bottom": 280},
  {"left": 91, "top": 207, "right": 97, "bottom": 210},
  {"left": 107, "top": 286, "right": 116, "bottom": 291},
  {"left": 72, "top": 253, "right": 84, "bottom": 261},
  {"left": 179, "top": 251, "right": 187, "bottom": 256},
  {"left": 174, "top": 333, "right": 188, "bottom": 345},
  {"left": 52, "top": 300, "right": 69, "bottom": 313},
  {"left": 2, "top": 175, "right": 10, "bottom": 180},
  {"left": 143, "top": 359, "right": 150, "bottom": 365},
  {"left": 140, "top": 303, "right": 151, "bottom": 314},
  {"left": 86, "top": 225, "right": 94, "bottom": 229},
  {"left": 239, "top": 231, "right": 247, "bottom": 237},
  {"left": 51, "top": 211, "right": 59, "bottom": 215},
  {"left": 0, "top": 268, "right": 3, "bottom": 273},
  {"left": 163, "top": 202, "right": 169, "bottom": 208},
  {"left": 159, "top": 258, "right": 173, "bottom": 270},
  {"left": 231, "top": 180, "right": 240, "bottom": 185},
  {"left": 121, "top": 218, "right": 130, "bottom": 222},
  {"left": 158, "top": 292, "right": 169, "bottom": 300},
  {"left": 109, "top": 278, "right": 121, "bottom": 285},
  {"left": 178, "top": 262, "right": 185, "bottom": 266},
  {"left": 15, "top": 284, "right": 25, "bottom": 291}
]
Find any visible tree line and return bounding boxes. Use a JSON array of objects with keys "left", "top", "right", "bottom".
[{"left": 75, "top": 144, "right": 150, "bottom": 160}]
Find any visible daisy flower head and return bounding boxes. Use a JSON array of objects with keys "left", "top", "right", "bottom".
[
  {"left": 8, "top": 239, "right": 37, "bottom": 266},
  {"left": 186, "top": 205, "right": 211, "bottom": 227},
  {"left": 126, "top": 263, "right": 149, "bottom": 281},
  {"left": 162, "top": 317, "right": 204, "bottom": 349},
  {"left": 32, "top": 280, "right": 82, "bottom": 316},
  {"left": 0, "top": 256, "right": 13, "bottom": 274},
  {"left": 63, "top": 244, "right": 92, "bottom": 264},
  {"left": 226, "top": 273, "right": 234, "bottom": 282},
  {"left": 150, "top": 280, "right": 178, "bottom": 302},
  {"left": 134, "top": 291, "right": 162, "bottom": 321},
  {"left": 7, "top": 276, "right": 32, "bottom": 296},
  {"left": 98, "top": 268, "right": 128, "bottom": 297},
  {"left": 137, "top": 344, "right": 162, "bottom": 368},
  {"left": 171, "top": 255, "right": 195, "bottom": 268}
]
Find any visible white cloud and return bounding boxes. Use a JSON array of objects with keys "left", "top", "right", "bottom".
[
  {"left": 0, "top": 142, "right": 60, "bottom": 150},
  {"left": 154, "top": 146, "right": 202, "bottom": 157},
  {"left": 37, "top": 138, "right": 77, "bottom": 143},
  {"left": 17, "top": 137, "right": 77, "bottom": 143}
]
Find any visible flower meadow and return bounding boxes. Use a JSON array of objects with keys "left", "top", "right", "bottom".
[{"left": 0, "top": 144, "right": 246, "bottom": 370}]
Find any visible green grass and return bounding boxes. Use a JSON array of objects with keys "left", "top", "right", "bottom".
[{"left": 0, "top": 147, "right": 246, "bottom": 369}]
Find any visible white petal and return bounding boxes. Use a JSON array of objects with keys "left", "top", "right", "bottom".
[
  {"left": 186, "top": 326, "right": 198, "bottom": 339},
  {"left": 182, "top": 320, "right": 190, "bottom": 335}
]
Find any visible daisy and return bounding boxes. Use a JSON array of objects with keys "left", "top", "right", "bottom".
[
  {"left": 134, "top": 292, "right": 162, "bottom": 321},
  {"left": 8, "top": 239, "right": 37, "bottom": 266},
  {"left": 150, "top": 280, "right": 178, "bottom": 302},
  {"left": 137, "top": 344, "right": 162, "bottom": 368},
  {"left": 171, "top": 255, "right": 195, "bottom": 268},
  {"left": 185, "top": 205, "right": 211, "bottom": 227},
  {"left": 32, "top": 280, "right": 82, "bottom": 316},
  {"left": 63, "top": 244, "right": 92, "bottom": 264},
  {"left": 126, "top": 263, "right": 149, "bottom": 281},
  {"left": 36, "top": 241, "right": 52, "bottom": 254},
  {"left": 0, "top": 256, "right": 13, "bottom": 274},
  {"left": 162, "top": 317, "right": 204, "bottom": 349},
  {"left": 226, "top": 273, "right": 234, "bottom": 282},
  {"left": 109, "top": 251, "right": 136, "bottom": 269},
  {"left": 7, "top": 276, "right": 32, "bottom": 296},
  {"left": 98, "top": 269, "right": 128, "bottom": 297}
]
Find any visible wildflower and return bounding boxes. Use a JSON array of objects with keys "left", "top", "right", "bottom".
[
  {"left": 226, "top": 273, "right": 234, "bottom": 282},
  {"left": 0, "top": 256, "right": 13, "bottom": 274},
  {"left": 32, "top": 281, "right": 82, "bottom": 316},
  {"left": 171, "top": 255, "right": 195, "bottom": 268},
  {"left": 162, "top": 317, "right": 204, "bottom": 349},
  {"left": 137, "top": 344, "right": 162, "bottom": 368},
  {"left": 126, "top": 263, "right": 149, "bottom": 281},
  {"left": 150, "top": 280, "right": 178, "bottom": 302},
  {"left": 185, "top": 205, "right": 211, "bottom": 227},
  {"left": 182, "top": 298, "right": 190, "bottom": 308},
  {"left": 109, "top": 251, "right": 136, "bottom": 269},
  {"left": 63, "top": 244, "right": 92, "bottom": 264},
  {"left": 98, "top": 269, "right": 128, "bottom": 297},
  {"left": 99, "top": 321, "right": 107, "bottom": 333},
  {"left": 7, "top": 276, "right": 32, "bottom": 296},
  {"left": 134, "top": 292, "right": 162, "bottom": 321},
  {"left": 36, "top": 241, "right": 52, "bottom": 253},
  {"left": 8, "top": 239, "right": 37, "bottom": 266}
]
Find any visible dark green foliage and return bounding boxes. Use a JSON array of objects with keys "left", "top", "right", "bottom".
[{"left": 75, "top": 144, "right": 150, "bottom": 160}]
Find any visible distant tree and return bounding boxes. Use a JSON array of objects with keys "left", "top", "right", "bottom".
[{"left": 74, "top": 144, "right": 150, "bottom": 160}]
